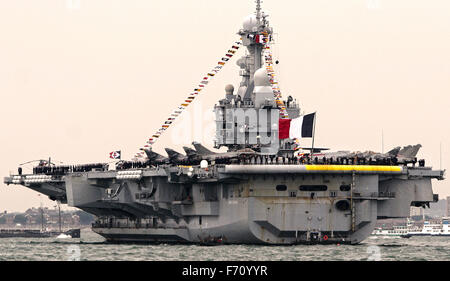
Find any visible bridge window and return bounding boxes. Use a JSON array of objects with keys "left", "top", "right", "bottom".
[
  {"left": 340, "top": 185, "right": 351, "bottom": 191},
  {"left": 276, "top": 185, "right": 287, "bottom": 191},
  {"left": 299, "top": 185, "right": 328, "bottom": 191}
]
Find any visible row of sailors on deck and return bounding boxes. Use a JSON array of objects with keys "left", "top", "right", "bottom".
[
  {"left": 240, "top": 155, "right": 423, "bottom": 166},
  {"left": 27, "top": 156, "right": 424, "bottom": 175},
  {"left": 32, "top": 163, "right": 107, "bottom": 175},
  {"left": 116, "top": 161, "right": 147, "bottom": 170}
]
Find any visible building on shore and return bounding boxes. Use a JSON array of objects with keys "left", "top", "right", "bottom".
[
  {"left": 410, "top": 206, "right": 424, "bottom": 217},
  {"left": 0, "top": 208, "right": 93, "bottom": 229}
]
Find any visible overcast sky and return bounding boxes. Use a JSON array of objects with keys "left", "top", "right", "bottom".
[{"left": 0, "top": 0, "right": 448, "bottom": 211}]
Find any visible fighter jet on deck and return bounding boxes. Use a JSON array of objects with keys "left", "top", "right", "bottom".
[
  {"left": 183, "top": 143, "right": 257, "bottom": 164},
  {"left": 354, "top": 147, "right": 402, "bottom": 161},
  {"left": 309, "top": 144, "right": 422, "bottom": 165},
  {"left": 353, "top": 145, "right": 422, "bottom": 164}
]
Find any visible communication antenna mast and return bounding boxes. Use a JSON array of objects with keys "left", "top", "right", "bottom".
[
  {"left": 57, "top": 201, "right": 62, "bottom": 233},
  {"left": 38, "top": 194, "right": 44, "bottom": 232},
  {"left": 256, "top": 0, "right": 262, "bottom": 22}
]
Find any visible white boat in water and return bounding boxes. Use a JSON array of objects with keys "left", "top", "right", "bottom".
[
  {"left": 372, "top": 225, "right": 413, "bottom": 237},
  {"left": 56, "top": 233, "right": 72, "bottom": 239},
  {"left": 408, "top": 218, "right": 450, "bottom": 236}
]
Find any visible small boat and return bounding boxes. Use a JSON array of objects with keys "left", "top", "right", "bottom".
[
  {"left": 56, "top": 233, "right": 72, "bottom": 239},
  {"left": 372, "top": 218, "right": 450, "bottom": 237},
  {"left": 371, "top": 225, "right": 411, "bottom": 237},
  {"left": 408, "top": 218, "right": 450, "bottom": 236},
  {"left": 0, "top": 228, "right": 80, "bottom": 238}
]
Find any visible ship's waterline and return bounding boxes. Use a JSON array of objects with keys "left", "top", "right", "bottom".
[{"left": 0, "top": 229, "right": 449, "bottom": 261}]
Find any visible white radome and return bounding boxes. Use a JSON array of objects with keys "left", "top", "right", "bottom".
[
  {"left": 243, "top": 14, "right": 258, "bottom": 31},
  {"left": 200, "top": 160, "right": 208, "bottom": 169},
  {"left": 225, "top": 84, "right": 234, "bottom": 93},
  {"left": 254, "top": 68, "right": 271, "bottom": 87}
]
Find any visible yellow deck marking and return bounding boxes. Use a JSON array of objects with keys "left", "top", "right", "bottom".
[{"left": 304, "top": 165, "right": 402, "bottom": 172}]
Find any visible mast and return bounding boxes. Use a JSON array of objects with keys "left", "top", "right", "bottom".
[
  {"left": 253, "top": 0, "right": 264, "bottom": 82},
  {"left": 58, "top": 201, "right": 62, "bottom": 233},
  {"left": 39, "top": 194, "right": 44, "bottom": 232},
  {"left": 237, "top": 0, "right": 271, "bottom": 102},
  {"left": 311, "top": 112, "right": 317, "bottom": 158},
  {"left": 256, "top": 0, "right": 262, "bottom": 22}
]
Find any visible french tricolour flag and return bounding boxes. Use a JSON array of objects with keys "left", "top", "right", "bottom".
[{"left": 279, "top": 113, "right": 316, "bottom": 139}]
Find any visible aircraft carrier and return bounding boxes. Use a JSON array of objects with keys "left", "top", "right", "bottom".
[{"left": 3, "top": 1, "right": 445, "bottom": 244}]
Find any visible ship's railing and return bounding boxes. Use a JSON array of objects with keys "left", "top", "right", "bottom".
[
  {"left": 217, "top": 99, "right": 300, "bottom": 109},
  {"left": 353, "top": 192, "right": 396, "bottom": 199},
  {"left": 32, "top": 161, "right": 153, "bottom": 175},
  {"left": 32, "top": 163, "right": 108, "bottom": 175},
  {"left": 235, "top": 155, "right": 418, "bottom": 167},
  {"left": 116, "top": 161, "right": 148, "bottom": 170},
  {"left": 92, "top": 221, "right": 187, "bottom": 230},
  {"left": 377, "top": 191, "right": 396, "bottom": 198},
  {"left": 217, "top": 100, "right": 255, "bottom": 108}
]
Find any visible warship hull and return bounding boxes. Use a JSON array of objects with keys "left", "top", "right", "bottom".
[
  {"left": 5, "top": 164, "right": 442, "bottom": 245},
  {"left": 82, "top": 164, "right": 442, "bottom": 245}
]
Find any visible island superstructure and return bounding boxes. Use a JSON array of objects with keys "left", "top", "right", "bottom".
[{"left": 3, "top": 1, "right": 445, "bottom": 244}]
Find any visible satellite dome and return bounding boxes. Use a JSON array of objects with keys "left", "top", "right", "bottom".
[
  {"left": 254, "top": 68, "right": 271, "bottom": 87},
  {"left": 225, "top": 84, "right": 234, "bottom": 92},
  {"left": 200, "top": 160, "right": 208, "bottom": 169},
  {"left": 243, "top": 14, "right": 258, "bottom": 31}
]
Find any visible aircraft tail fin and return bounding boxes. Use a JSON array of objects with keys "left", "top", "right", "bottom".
[
  {"left": 408, "top": 144, "right": 422, "bottom": 158},
  {"left": 144, "top": 149, "right": 157, "bottom": 160},
  {"left": 165, "top": 148, "right": 184, "bottom": 160},
  {"left": 183, "top": 147, "right": 197, "bottom": 158},
  {"left": 192, "top": 142, "right": 215, "bottom": 155},
  {"left": 144, "top": 149, "right": 167, "bottom": 162},
  {"left": 387, "top": 146, "right": 401, "bottom": 156},
  {"left": 398, "top": 144, "right": 422, "bottom": 158}
]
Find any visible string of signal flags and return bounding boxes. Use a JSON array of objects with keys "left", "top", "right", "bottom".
[
  {"left": 132, "top": 41, "right": 243, "bottom": 159},
  {"left": 129, "top": 32, "right": 290, "bottom": 160},
  {"left": 262, "top": 31, "right": 304, "bottom": 152},
  {"left": 261, "top": 31, "right": 289, "bottom": 119}
]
